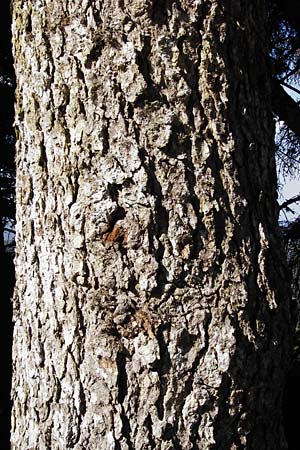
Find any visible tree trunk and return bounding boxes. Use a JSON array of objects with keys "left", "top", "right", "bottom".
[{"left": 11, "top": 1, "right": 291, "bottom": 449}]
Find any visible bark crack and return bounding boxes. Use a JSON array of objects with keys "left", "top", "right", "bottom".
[
  {"left": 138, "top": 147, "right": 169, "bottom": 298},
  {"left": 144, "top": 414, "right": 156, "bottom": 450},
  {"left": 153, "top": 323, "right": 171, "bottom": 421},
  {"left": 182, "top": 155, "right": 206, "bottom": 261},
  {"left": 116, "top": 350, "right": 133, "bottom": 450}
]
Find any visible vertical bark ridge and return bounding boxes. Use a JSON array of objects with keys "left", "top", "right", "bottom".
[{"left": 11, "top": 0, "right": 291, "bottom": 449}]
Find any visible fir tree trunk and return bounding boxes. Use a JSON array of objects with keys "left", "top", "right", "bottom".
[{"left": 11, "top": 1, "right": 291, "bottom": 448}]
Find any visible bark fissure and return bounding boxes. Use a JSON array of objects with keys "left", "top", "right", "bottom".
[
  {"left": 154, "top": 324, "right": 171, "bottom": 421},
  {"left": 116, "top": 350, "right": 133, "bottom": 450},
  {"left": 144, "top": 414, "right": 156, "bottom": 449},
  {"left": 138, "top": 147, "right": 170, "bottom": 298}
]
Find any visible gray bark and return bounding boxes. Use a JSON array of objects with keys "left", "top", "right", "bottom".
[{"left": 11, "top": 1, "right": 291, "bottom": 449}]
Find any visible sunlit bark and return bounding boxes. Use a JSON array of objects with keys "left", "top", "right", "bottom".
[{"left": 11, "top": 1, "right": 291, "bottom": 448}]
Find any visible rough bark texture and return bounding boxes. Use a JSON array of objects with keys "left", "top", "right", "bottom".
[{"left": 11, "top": 1, "right": 291, "bottom": 449}]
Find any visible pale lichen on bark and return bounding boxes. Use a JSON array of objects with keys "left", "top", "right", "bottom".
[{"left": 11, "top": 0, "right": 290, "bottom": 449}]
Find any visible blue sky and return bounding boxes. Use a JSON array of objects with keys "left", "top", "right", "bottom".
[{"left": 278, "top": 84, "right": 300, "bottom": 222}]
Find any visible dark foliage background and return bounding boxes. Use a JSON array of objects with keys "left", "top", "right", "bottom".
[{"left": 0, "top": 1, "right": 15, "bottom": 448}]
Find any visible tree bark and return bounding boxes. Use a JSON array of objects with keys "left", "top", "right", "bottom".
[{"left": 11, "top": 1, "right": 291, "bottom": 449}]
